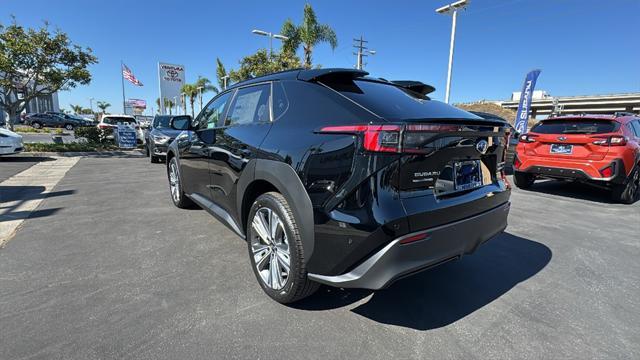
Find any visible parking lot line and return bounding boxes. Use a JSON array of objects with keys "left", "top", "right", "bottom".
[{"left": 0, "top": 156, "right": 79, "bottom": 245}]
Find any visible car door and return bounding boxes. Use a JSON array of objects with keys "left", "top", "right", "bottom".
[
  {"left": 178, "top": 91, "right": 233, "bottom": 199},
  {"left": 209, "top": 82, "right": 273, "bottom": 219}
]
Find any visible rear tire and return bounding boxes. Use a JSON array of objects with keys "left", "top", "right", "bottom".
[
  {"left": 611, "top": 166, "right": 639, "bottom": 204},
  {"left": 65, "top": 124, "right": 74, "bottom": 131},
  {"left": 513, "top": 171, "right": 535, "bottom": 189},
  {"left": 247, "top": 192, "right": 319, "bottom": 304},
  {"left": 168, "top": 157, "right": 194, "bottom": 209}
]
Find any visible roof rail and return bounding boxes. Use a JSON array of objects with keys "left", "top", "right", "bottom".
[
  {"left": 614, "top": 111, "right": 637, "bottom": 117},
  {"left": 391, "top": 80, "right": 436, "bottom": 96},
  {"left": 297, "top": 68, "right": 368, "bottom": 82}
]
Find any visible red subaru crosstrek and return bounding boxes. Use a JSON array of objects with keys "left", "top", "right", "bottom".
[{"left": 513, "top": 113, "right": 640, "bottom": 204}]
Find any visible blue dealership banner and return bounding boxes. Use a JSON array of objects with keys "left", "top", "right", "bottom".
[
  {"left": 116, "top": 124, "right": 137, "bottom": 149},
  {"left": 514, "top": 69, "right": 541, "bottom": 134}
]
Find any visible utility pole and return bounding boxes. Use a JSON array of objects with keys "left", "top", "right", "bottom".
[
  {"left": 89, "top": 98, "right": 95, "bottom": 113},
  {"left": 353, "top": 36, "right": 376, "bottom": 70},
  {"left": 436, "top": 0, "right": 469, "bottom": 104}
]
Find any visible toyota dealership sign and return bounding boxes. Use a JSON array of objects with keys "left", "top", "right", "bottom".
[{"left": 158, "top": 62, "right": 185, "bottom": 114}]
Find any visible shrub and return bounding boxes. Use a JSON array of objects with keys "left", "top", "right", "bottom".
[
  {"left": 74, "top": 126, "right": 113, "bottom": 144},
  {"left": 24, "top": 142, "right": 117, "bottom": 152}
]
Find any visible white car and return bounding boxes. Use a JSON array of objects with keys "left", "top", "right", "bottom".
[{"left": 0, "top": 127, "right": 24, "bottom": 155}]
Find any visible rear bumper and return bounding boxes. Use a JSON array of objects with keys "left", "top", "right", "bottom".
[
  {"left": 308, "top": 202, "right": 510, "bottom": 290},
  {"left": 517, "top": 157, "right": 626, "bottom": 183}
]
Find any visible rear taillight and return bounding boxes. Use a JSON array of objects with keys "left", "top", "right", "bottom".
[
  {"left": 98, "top": 124, "right": 110, "bottom": 129},
  {"left": 519, "top": 134, "right": 538, "bottom": 143},
  {"left": 319, "top": 125, "right": 401, "bottom": 153},
  {"left": 592, "top": 135, "right": 627, "bottom": 146}
]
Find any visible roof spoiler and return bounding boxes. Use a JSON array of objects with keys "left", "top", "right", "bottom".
[
  {"left": 391, "top": 80, "right": 436, "bottom": 96},
  {"left": 298, "top": 68, "right": 369, "bottom": 82}
]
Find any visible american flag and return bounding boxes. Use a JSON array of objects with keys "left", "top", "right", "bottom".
[{"left": 122, "top": 64, "right": 143, "bottom": 86}]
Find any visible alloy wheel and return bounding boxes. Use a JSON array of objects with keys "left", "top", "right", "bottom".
[
  {"left": 169, "top": 161, "right": 180, "bottom": 203},
  {"left": 250, "top": 207, "right": 291, "bottom": 290}
]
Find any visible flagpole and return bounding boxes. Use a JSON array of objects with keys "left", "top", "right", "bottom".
[{"left": 121, "top": 60, "right": 126, "bottom": 114}]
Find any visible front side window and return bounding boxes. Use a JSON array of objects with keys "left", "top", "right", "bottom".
[
  {"left": 631, "top": 120, "right": 640, "bottom": 137},
  {"left": 197, "top": 91, "right": 232, "bottom": 130},
  {"left": 225, "top": 83, "right": 271, "bottom": 126}
]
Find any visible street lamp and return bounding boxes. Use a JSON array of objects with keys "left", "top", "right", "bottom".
[
  {"left": 221, "top": 75, "right": 230, "bottom": 89},
  {"left": 173, "top": 96, "right": 178, "bottom": 115},
  {"left": 436, "top": 0, "right": 469, "bottom": 104},
  {"left": 197, "top": 86, "right": 204, "bottom": 112},
  {"left": 252, "top": 29, "right": 289, "bottom": 56},
  {"left": 88, "top": 98, "right": 95, "bottom": 113}
]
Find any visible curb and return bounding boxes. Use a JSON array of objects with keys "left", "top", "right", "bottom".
[{"left": 16, "top": 150, "right": 145, "bottom": 158}]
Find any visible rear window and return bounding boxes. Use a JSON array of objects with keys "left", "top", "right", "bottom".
[
  {"left": 531, "top": 119, "right": 619, "bottom": 134},
  {"left": 103, "top": 117, "right": 136, "bottom": 125},
  {"left": 324, "top": 79, "right": 479, "bottom": 121}
]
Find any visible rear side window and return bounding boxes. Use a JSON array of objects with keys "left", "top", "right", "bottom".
[
  {"left": 225, "top": 83, "right": 271, "bottom": 126},
  {"left": 323, "top": 79, "right": 479, "bottom": 121},
  {"left": 531, "top": 120, "right": 619, "bottom": 134},
  {"left": 631, "top": 120, "right": 640, "bottom": 137}
]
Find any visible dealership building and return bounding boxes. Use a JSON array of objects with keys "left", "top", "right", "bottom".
[
  {"left": 1, "top": 89, "right": 60, "bottom": 124},
  {"left": 498, "top": 91, "right": 640, "bottom": 118}
]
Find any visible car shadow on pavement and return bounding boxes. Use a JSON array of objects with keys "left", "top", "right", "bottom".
[
  {"left": 524, "top": 179, "right": 616, "bottom": 204},
  {"left": 294, "top": 232, "right": 551, "bottom": 331},
  {"left": 0, "top": 156, "right": 56, "bottom": 163},
  {"left": 0, "top": 186, "right": 75, "bottom": 204}
]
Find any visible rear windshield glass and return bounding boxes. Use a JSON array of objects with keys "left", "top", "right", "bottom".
[
  {"left": 103, "top": 117, "right": 136, "bottom": 125},
  {"left": 323, "top": 79, "right": 479, "bottom": 121},
  {"left": 531, "top": 120, "right": 619, "bottom": 134}
]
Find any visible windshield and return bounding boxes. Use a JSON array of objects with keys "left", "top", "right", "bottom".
[
  {"left": 103, "top": 117, "right": 136, "bottom": 125},
  {"left": 531, "top": 119, "right": 619, "bottom": 134},
  {"left": 323, "top": 79, "right": 480, "bottom": 121}
]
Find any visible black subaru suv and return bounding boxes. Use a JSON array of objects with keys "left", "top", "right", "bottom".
[{"left": 166, "top": 68, "right": 511, "bottom": 303}]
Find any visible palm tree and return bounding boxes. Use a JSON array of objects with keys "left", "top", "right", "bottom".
[
  {"left": 96, "top": 101, "right": 110, "bottom": 114},
  {"left": 216, "top": 58, "right": 229, "bottom": 89},
  {"left": 281, "top": 4, "right": 338, "bottom": 68},
  {"left": 156, "top": 98, "right": 175, "bottom": 115},
  {"left": 180, "top": 83, "right": 199, "bottom": 117},
  {"left": 70, "top": 104, "right": 83, "bottom": 114}
]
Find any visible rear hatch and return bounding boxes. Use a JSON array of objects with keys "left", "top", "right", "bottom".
[
  {"left": 524, "top": 118, "right": 620, "bottom": 161},
  {"left": 320, "top": 77, "right": 510, "bottom": 230}
]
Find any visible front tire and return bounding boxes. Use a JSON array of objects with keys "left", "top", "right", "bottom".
[
  {"left": 611, "top": 166, "right": 640, "bottom": 204},
  {"left": 513, "top": 171, "right": 535, "bottom": 189},
  {"left": 247, "top": 192, "right": 319, "bottom": 304},
  {"left": 168, "top": 157, "right": 194, "bottom": 208}
]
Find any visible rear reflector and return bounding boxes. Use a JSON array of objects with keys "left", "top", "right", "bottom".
[
  {"left": 599, "top": 163, "right": 615, "bottom": 177},
  {"left": 399, "top": 232, "right": 429, "bottom": 245}
]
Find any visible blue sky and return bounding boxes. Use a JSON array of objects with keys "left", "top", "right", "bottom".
[{"left": 3, "top": 0, "right": 639, "bottom": 114}]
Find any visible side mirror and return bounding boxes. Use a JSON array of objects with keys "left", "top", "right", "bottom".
[{"left": 170, "top": 116, "right": 191, "bottom": 131}]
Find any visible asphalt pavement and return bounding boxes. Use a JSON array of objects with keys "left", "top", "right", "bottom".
[
  {"left": 0, "top": 155, "right": 56, "bottom": 182},
  {"left": 0, "top": 157, "right": 638, "bottom": 359}
]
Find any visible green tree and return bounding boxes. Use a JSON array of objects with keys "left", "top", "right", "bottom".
[
  {"left": 280, "top": 4, "right": 338, "bottom": 68},
  {"left": 0, "top": 19, "right": 98, "bottom": 130},
  {"left": 96, "top": 101, "right": 110, "bottom": 114},
  {"left": 70, "top": 104, "right": 83, "bottom": 114},
  {"left": 180, "top": 83, "right": 199, "bottom": 117},
  {"left": 216, "top": 58, "right": 229, "bottom": 89},
  {"left": 229, "top": 49, "right": 301, "bottom": 83}
]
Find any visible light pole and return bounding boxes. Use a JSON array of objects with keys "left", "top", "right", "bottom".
[
  {"left": 436, "top": 0, "right": 469, "bottom": 104},
  {"left": 221, "top": 75, "right": 230, "bottom": 89},
  {"left": 252, "top": 29, "right": 289, "bottom": 57},
  {"left": 89, "top": 98, "right": 95, "bottom": 113},
  {"left": 173, "top": 96, "right": 178, "bottom": 115},
  {"left": 197, "top": 86, "right": 204, "bottom": 112}
]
